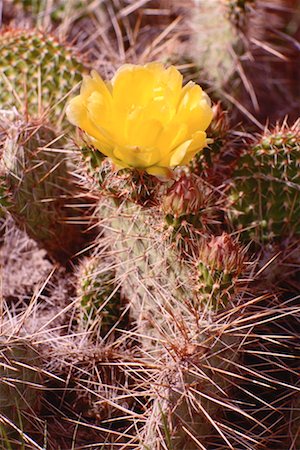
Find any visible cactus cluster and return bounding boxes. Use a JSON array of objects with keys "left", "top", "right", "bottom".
[{"left": 0, "top": 3, "right": 299, "bottom": 449}]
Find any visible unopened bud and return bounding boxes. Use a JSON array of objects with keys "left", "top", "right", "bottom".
[
  {"left": 163, "top": 174, "right": 205, "bottom": 219},
  {"left": 197, "top": 233, "right": 246, "bottom": 309}
]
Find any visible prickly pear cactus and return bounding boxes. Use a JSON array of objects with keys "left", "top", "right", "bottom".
[
  {"left": 0, "top": 28, "right": 85, "bottom": 119},
  {"left": 77, "top": 256, "right": 124, "bottom": 338},
  {"left": 0, "top": 337, "right": 43, "bottom": 438},
  {"left": 229, "top": 120, "right": 300, "bottom": 243},
  {"left": 0, "top": 113, "right": 87, "bottom": 263},
  {"left": 98, "top": 195, "right": 191, "bottom": 340}
]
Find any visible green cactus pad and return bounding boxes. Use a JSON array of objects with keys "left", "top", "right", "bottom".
[
  {"left": 0, "top": 114, "right": 88, "bottom": 263},
  {"left": 0, "top": 28, "right": 85, "bottom": 120},
  {"left": 229, "top": 121, "right": 300, "bottom": 243},
  {"left": 77, "top": 256, "right": 123, "bottom": 338}
]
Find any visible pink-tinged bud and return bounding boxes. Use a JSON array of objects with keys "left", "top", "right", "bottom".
[
  {"left": 199, "top": 233, "right": 245, "bottom": 275},
  {"left": 197, "top": 233, "right": 246, "bottom": 310},
  {"left": 163, "top": 174, "right": 206, "bottom": 219}
]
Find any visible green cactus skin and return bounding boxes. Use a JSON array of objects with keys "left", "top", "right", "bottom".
[
  {"left": 13, "top": 0, "right": 88, "bottom": 22},
  {"left": 0, "top": 337, "right": 43, "bottom": 439},
  {"left": 0, "top": 115, "right": 88, "bottom": 263},
  {"left": 229, "top": 121, "right": 300, "bottom": 244},
  {"left": 98, "top": 198, "right": 192, "bottom": 340},
  {"left": 0, "top": 28, "right": 85, "bottom": 120},
  {"left": 77, "top": 256, "right": 123, "bottom": 338}
]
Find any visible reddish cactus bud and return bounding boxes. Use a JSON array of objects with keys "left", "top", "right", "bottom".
[
  {"left": 197, "top": 233, "right": 246, "bottom": 308},
  {"left": 163, "top": 174, "right": 206, "bottom": 219},
  {"left": 200, "top": 233, "right": 245, "bottom": 275}
]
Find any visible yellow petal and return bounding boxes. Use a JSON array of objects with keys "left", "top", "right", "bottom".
[
  {"left": 81, "top": 70, "right": 112, "bottom": 105},
  {"left": 113, "top": 145, "right": 161, "bottom": 168},
  {"left": 169, "top": 140, "right": 192, "bottom": 166},
  {"left": 177, "top": 84, "right": 213, "bottom": 132},
  {"left": 156, "top": 122, "right": 188, "bottom": 152},
  {"left": 180, "top": 131, "right": 207, "bottom": 165},
  {"left": 66, "top": 96, "right": 105, "bottom": 142},
  {"left": 145, "top": 165, "right": 174, "bottom": 178},
  {"left": 87, "top": 91, "right": 111, "bottom": 123},
  {"left": 126, "top": 117, "right": 163, "bottom": 148},
  {"left": 89, "top": 137, "right": 114, "bottom": 159},
  {"left": 112, "top": 65, "right": 156, "bottom": 110}
]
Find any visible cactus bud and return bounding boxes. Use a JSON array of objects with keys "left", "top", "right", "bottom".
[
  {"left": 163, "top": 174, "right": 205, "bottom": 219},
  {"left": 197, "top": 233, "right": 245, "bottom": 308},
  {"left": 162, "top": 173, "right": 219, "bottom": 237}
]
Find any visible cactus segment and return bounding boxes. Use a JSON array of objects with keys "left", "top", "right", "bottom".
[
  {"left": 77, "top": 256, "right": 123, "bottom": 338},
  {"left": 0, "top": 114, "right": 88, "bottom": 263},
  {"left": 0, "top": 28, "right": 85, "bottom": 119},
  {"left": 229, "top": 121, "right": 300, "bottom": 243}
]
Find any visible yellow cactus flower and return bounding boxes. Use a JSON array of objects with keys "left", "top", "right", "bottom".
[{"left": 66, "top": 62, "right": 213, "bottom": 177}]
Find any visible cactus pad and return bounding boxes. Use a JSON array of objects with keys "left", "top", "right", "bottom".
[
  {"left": 229, "top": 121, "right": 300, "bottom": 243},
  {"left": 0, "top": 28, "right": 85, "bottom": 119},
  {"left": 77, "top": 256, "right": 123, "bottom": 338},
  {"left": 0, "top": 114, "right": 88, "bottom": 263}
]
